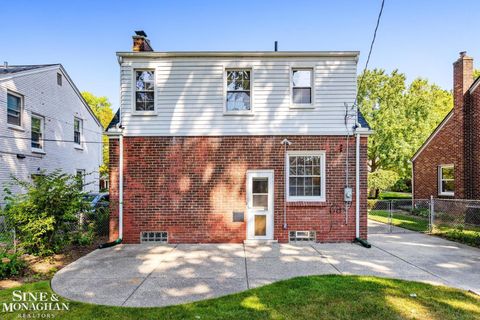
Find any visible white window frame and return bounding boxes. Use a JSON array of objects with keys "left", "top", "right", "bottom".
[
  {"left": 31, "top": 114, "right": 44, "bottom": 152},
  {"left": 290, "top": 67, "right": 315, "bottom": 109},
  {"left": 438, "top": 164, "right": 454, "bottom": 196},
  {"left": 223, "top": 68, "right": 254, "bottom": 115},
  {"left": 7, "top": 91, "right": 24, "bottom": 128},
  {"left": 132, "top": 69, "right": 156, "bottom": 115},
  {"left": 286, "top": 151, "right": 326, "bottom": 202},
  {"left": 73, "top": 117, "right": 83, "bottom": 146}
]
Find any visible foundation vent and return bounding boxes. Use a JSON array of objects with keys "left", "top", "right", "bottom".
[
  {"left": 289, "top": 231, "right": 316, "bottom": 242},
  {"left": 141, "top": 231, "right": 168, "bottom": 243}
]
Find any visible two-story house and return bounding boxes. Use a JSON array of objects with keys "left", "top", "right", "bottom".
[
  {"left": 0, "top": 64, "right": 103, "bottom": 201},
  {"left": 106, "top": 32, "right": 371, "bottom": 244}
]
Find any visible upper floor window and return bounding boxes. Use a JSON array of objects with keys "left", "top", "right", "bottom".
[
  {"left": 226, "top": 70, "right": 251, "bottom": 113},
  {"left": 7, "top": 92, "right": 22, "bottom": 126},
  {"left": 292, "top": 68, "right": 313, "bottom": 105},
  {"left": 135, "top": 70, "right": 155, "bottom": 111},
  {"left": 438, "top": 165, "right": 454, "bottom": 196},
  {"left": 286, "top": 151, "right": 325, "bottom": 202},
  {"left": 31, "top": 115, "right": 44, "bottom": 150},
  {"left": 74, "top": 118, "right": 82, "bottom": 145},
  {"left": 57, "top": 73, "right": 62, "bottom": 86}
]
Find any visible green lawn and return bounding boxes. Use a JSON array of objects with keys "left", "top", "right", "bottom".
[
  {"left": 369, "top": 210, "right": 429, "bottom": 232},
  {"left": 1, "top": 276, "right": 479, "bottom": 320},
  {"left": 378, "top": 191, "right": 412, "bottom": 200},
  {"left": 369, "top": 210, "right": 480, "bottom": 247}
]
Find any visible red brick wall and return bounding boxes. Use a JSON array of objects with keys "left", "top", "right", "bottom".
[
  {"left": 413, "top": 110, "right": 465, "bottom": 200},
  {"left": 469, "top": 86, "right": 480, "bottom": 198},
  {"left": 109, "top": 135, "right": 368, "bottom": 243}
]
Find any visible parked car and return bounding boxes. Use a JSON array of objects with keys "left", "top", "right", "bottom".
[{"left": 84, "top": 193, "right": 109, "bottom": 209}]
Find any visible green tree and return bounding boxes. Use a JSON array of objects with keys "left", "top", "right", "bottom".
[
  {"left": 81, "top": 92, "right": 114, "bottom": 177},
  {"left": 358, "top": 69, "right": 452, "bottom": 196},
  {"left": 474, "top": 69, "right": 480, "bottom": 80}
]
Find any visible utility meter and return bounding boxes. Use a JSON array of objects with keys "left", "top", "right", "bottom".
[{"left": 344, "top": 187, "right": 353, "bottom": 202}]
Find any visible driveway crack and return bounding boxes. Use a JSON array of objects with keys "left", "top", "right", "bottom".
[
  {"left": 121, "top": 244, "right": 178, "bottom": 306},
  {"left": 310, "top": 244, "right": 342, "bottom": 274},
  {"left": 243, "top": 244, "right": 250, "bottom": 289}
]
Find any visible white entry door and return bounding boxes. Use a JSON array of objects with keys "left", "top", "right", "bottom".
[{"left": 246, "top": 170, "right": 274, "bottom": 240}]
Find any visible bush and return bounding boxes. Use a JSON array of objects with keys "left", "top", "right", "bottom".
[
  {"left": 2, "top": 170, "right": 90, "bottom": 256},
  {"left": 0, "top": 251, "right": 26, "bottom": 279},
  {"left": 367, "top": 199, "right": 379, "bottom": 210},
  {"left": 368, "top": 170, "right": 399, "bottom": 198}
]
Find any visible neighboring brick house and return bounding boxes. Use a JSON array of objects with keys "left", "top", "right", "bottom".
[
  {"left": 107, "top": 32, "right": 371, "bottom": 244},
  {"left": 0, "top": 64, "right": 103, "bottom": 200},
  {"left": 412, "top": 52, "right": 480, "bottom": 199}
]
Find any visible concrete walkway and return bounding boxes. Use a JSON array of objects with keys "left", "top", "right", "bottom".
[{"left": 52, "top": 223, "right": 480, "bottom": 307}]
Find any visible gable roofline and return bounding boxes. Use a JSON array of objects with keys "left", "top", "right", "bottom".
[
  {"left": 470, "top": 75, "right": 480, "bottom": 93},
  {"left": 0, "top": 64, "right": 102, "bottom": 129},
  {"left": 117, "top": 51, "right": 360, "bottom": 59},
  {"left": 411, "top": 110, "right": 454, "bottom": 162}
]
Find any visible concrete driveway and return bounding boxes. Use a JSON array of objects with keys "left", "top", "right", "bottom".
[{"left": 52, "top": 223, "right": 480, "bottom": 307}]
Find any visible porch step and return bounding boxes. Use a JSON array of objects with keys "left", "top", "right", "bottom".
[{"left": 243, "top": 239, "right": 278, "bottom": 245}]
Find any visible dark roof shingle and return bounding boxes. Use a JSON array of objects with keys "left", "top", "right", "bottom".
[{"left": 0, "top": 64, "right": 58, "bottom": 75}]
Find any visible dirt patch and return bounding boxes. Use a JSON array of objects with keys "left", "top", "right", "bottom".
[{"left": 0, "top": 237, "right": 106, "bottom": 290}]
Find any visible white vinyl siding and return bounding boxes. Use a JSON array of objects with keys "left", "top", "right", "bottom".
[{"left": 120, "top": 56, "right": 357, "bottom": 136}]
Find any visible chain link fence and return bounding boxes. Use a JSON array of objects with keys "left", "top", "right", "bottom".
[
  {"left": 368, "top": 198, "right": 480, "bottom": 247},
  {"left": 368, "top": 199, "right": 431, "bottom": 234}
]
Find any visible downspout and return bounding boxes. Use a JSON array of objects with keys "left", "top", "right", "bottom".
[
  {"left": 281, "top": 138, "right": 292, "bottom": 230},
  {"left": 354, "top": 120, "right": 371, "bottom": 248},
  {"left": 99, "top": 129, "right": 123, "bottom": 248}
]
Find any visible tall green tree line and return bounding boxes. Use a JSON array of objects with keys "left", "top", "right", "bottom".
[
  {"left": 357, "top": 69, "right": 453, "bottom": 197},
  {"left": 81, "top": 92, "right": 114, "bottom": 177}
]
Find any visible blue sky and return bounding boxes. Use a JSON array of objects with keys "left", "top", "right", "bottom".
[{"left": 2, "top": 0, "right": 479, "bottom": 110}]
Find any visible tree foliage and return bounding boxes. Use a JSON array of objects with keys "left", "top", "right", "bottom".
[
  {"left": 81, "top": 92, "right": 114, "bottom": 177},
  {"left": 474, "top": 69, "right": 480, "bottom": 80},
  {"left": 368, "top": 169, "right": 399, "bottom": 198},
  {"left": 358, "top": 69, "right": 453, "bottom": 192},
  {"left": 2, "top": 171, "right": 89, "bottom": 256}
]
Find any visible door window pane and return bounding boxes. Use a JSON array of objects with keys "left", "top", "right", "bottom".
[
  {"left": 252, "top": 177, "right": 268, "bottom": 210},
  {"left": 254, "top": 215, "right": 266, "bottom": 236}
]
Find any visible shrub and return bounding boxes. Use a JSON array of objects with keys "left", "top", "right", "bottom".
[
  {"left": 368, "top": 170, "right": 399, "bottom": 198},
  {"left": 2, "top": 170, "right": 90, "bottom": 256},
  {"left": 0, "top": 251, "right": 26, "bottom": 279}
]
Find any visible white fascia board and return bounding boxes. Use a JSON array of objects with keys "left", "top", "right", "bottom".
[{"left": 116, "top": 51, "right": 360, "bottom": 59}]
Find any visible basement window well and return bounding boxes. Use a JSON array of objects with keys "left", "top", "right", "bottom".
[{"left": 289, "top": 231, "right": 316, "bottom": 242}]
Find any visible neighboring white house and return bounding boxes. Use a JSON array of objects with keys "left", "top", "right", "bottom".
[{"left": 0, "top": 64, "right": 103, "bottom": 202}]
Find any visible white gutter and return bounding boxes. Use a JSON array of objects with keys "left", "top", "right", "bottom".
[
  {"left": 118, "top": 134, "right": 124, "bottom": 239},
  {"left": 355, "top": 132, "right": 360, "bottom": 238}
]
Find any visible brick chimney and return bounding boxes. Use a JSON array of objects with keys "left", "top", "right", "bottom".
[
  {"left": 132, "top": 30, "right": 153, "bottom": 52},
  {"left": 453, "top": 51, "right": 473, "bottom": 111}
]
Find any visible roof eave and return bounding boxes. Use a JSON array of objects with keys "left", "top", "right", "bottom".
[{"left": 116, "top": 51, "right": 360, "bottom": 59}]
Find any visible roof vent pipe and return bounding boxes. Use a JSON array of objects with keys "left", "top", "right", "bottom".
[
  {"left": 274, "top": 41, "right": 278, "bottom": 52},
  {"left": 3, "top": 61, "right": 8, "bottom": 68}
]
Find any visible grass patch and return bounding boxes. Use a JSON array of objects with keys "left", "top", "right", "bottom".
[
  {"left": 369, "top": 210, "right": 429, "bottom": 232},
  {"left": 0, "top": 276, "right": 479, "bottom": 320},
  {"left": 378, "top": 191, "right": 412, "bottom": 200}
]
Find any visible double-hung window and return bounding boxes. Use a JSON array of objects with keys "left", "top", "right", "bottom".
[
  {"left": 291, "top": 68, "right": 313, "bottom": 106},
  {"left": 438, "top": 165, "right": 454, "bottom": 196},
  {"left": 287, "top": 151, "right": 325, "bottom": 201},
  {"left": 31, "top": 115, "right": 44, "bottom": 150},
  {"left": 74, "top": 118, "right": 82, "bottom": 145},
  {"left": 135, "top": 70, "right": 155, "bottom": 111},
  {"left": 226, "top": 69, "right": 251, "bottom": 113},
  {"left": 7, "top": 92, "right": 22, "bottom": 126}
]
